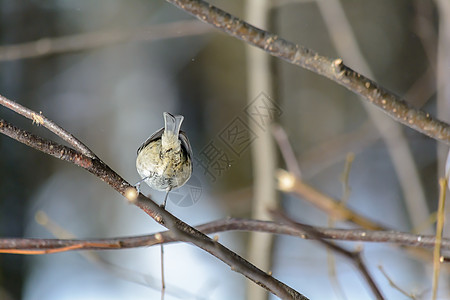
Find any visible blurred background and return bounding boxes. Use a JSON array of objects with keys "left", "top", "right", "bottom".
[{"left": 0, "top": 0, "right": 447, "bottom": 299}]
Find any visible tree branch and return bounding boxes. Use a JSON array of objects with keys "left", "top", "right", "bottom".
[
  {"left": 164, "top": 0, "right": 450, "bottom": 145},
  {"left": 0, "top": 116, "right": 308, "bottom": 299},
  {"left": 0, "top": 95, "right": 96, "bottom": 158},
  {"left": 272, "top": 210, "right": 385, "bottom": 300},
  {"left": 277, "top": 169, "right": 386, "bottom": 231},
  {"left": 1, "top": 218, "right": 449, "bottom": 252}
]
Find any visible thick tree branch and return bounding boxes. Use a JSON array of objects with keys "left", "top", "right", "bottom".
[{"left": 164, "top": 0, "right": 450, "bottom": 145}]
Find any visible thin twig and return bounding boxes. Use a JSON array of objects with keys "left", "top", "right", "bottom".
[
  {"left": 325, "top": 152, "right": 354, "bottom": 300},
  {"left": 0, "top": 95, "right": 96, "bottom": 158},
  {"left": 272, "top": 124, "right": 302, "bottom": 178},
  {"left": 432, "top": 178, "right": 446, "bottom": 300},
  {"left": 403, "top": 66, "right": 436, "bottom": 108},
  {"left": 2, "top": 218, "right": 450, "bottom": 252},
  {"left": 277, "top": 169, "right": 386, "bottom": 230},
  {"left": 340, "top": 152, "right": 354, "bottom": 207},
  {"left": 326, "top": 249, "right": 347, "bottom": 300},
  {"left": 0, "top": 118, "right": 308, "bottom": 300},
  {"left": 0, "top": 20, "right": 213, "bottom": 61},
  {"left": 160, "top": 192, "right": 170, "bottom": 300},
  {"left": 165, "top": 0, "right": 450, "bottom": 145},
  {"left": 35, "top": 211, "right": 204, "bottom": 299},
  {"left": 272, "top": 124, "right": 382, "bottom": 230},
  {"left": 160, "top": 244, "right": 165, "bottom": 300},
  {"left": 299, "top": 121, "right": 378, "bottom": 179},
  {"left": 378, "top": 265, "right": 417, "bottom": 299},
  {"left": 272, "top": 210, "right": 385, "bottom": 300}
]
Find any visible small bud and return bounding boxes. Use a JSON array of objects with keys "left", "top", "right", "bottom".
[
  {"left": 333, "top": 58, "right": 343, "bottom": 67},
  {"left": 125, "top": 187, "right": 139, "bottom": 203},
  {"left": 277, "top": 169, "right": 296, "bottom": 192}
]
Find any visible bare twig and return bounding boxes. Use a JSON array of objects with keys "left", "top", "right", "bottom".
[
  {"left": 35, "top": 211, "right": 204, "bottom": 299},
  {"left": 299, "top": 121, "right": 378, "bottom": 179},
  {"left": 403, "top": 66, "right": 436, "bottom": 108},
  {"left": 272, "top": 124, "right": 302, "bottom": 178},
  {"left": 378, "top": 265, "right": 417, "bottom": 300},
  {"left": 315, "top": 0, "right": 430, "bottom": 235},
  {"left": 160, "top": 195, "right": 170, "bottom": 300},
  {"left": 2, "top": 218, "right": 450, "bottom": 253},
  {"left": 277, "top": 169, "right": 386, "bottom": 230},
  {"left": 432, "top": 178, "right": 446, "bottom": 300},
  {"left": 164, "top": 0, "right": 450, "bottom": 145},
  {"left": 340, "top": 153, "right": 354, "bottom": 207},
  {"left": 325, "top": 152, "right": 354, "bottom": 300},
  {"left": 0, "top": 95, "right": 96, "bottom": 158},
  {"left": 326, "top": 250, "right": 347, "bottom": 300},
  {"left": 0, "top": 20, "right": 213, "bottom": 61},
  {"left": 160, "top": 243, "right": 165, "bottom": 300},
  {"left": 0, "top": 117, "right": 308, "bottom": 300},
  {"left": 272, "top": 210, "right": 385, "bottom": 300},
  {"left": 272, "top": 123, "right": 353, "bottom": 298},
  {"left": 272, "top": 124, "right": 382, "bottom": 230}
]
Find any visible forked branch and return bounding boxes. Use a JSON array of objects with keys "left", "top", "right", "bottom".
[{"left": 0, "top": 97, "right": 308, "bottom": 300}]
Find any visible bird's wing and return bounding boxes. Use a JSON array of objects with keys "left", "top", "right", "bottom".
[
  {"left": 137, "top": 127, "right": 164, "bottom": 155},
  {"left": 179, "top": 131, "right": 193, "bottom": 160}
]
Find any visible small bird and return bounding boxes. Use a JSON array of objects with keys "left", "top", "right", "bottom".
[{"left": 135, "top": 112, "right": 193, "bottom": 207}]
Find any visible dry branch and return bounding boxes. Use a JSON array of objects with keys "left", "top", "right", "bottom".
[
  {"left": 0, "top": 95, "right": 96, "bottom": 158},
  {"left": 0, "top": 109, "right": 307, "bottom": 300},
  {"left": 1, "top": 218, "right": 449, "bottom": 252},
  {"left": 273, "top": 210, "right": 385, "bottom": 300},
  {"left": 277, "top": 169, "right": 386, "bottom": 231}
]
